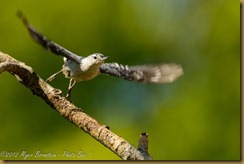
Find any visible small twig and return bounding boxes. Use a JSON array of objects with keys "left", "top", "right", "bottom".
[
  {"left": 137, "top": 133, "right": 152, "bottom": 160},
  {"left": 0, "top": 51, "right": 152, "bottom": 160}
]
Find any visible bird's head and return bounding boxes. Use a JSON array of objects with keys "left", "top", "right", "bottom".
[
  {"left": 87, "top": 53, "right": 108, "bottom": 65},
  {"left": 80, "top": 53, "right": 109, "bottom": 71}
]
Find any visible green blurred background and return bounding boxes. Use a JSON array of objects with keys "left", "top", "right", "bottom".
[{"left": 0, "top": 0, "right": 240, "bottom": 160}]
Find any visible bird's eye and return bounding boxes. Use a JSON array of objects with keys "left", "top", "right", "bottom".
[{"left": 93, "top": 56, "right": 97, "bottom": 59}]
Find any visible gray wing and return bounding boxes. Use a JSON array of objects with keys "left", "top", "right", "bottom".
[
  {"left": 100, "top": 62, "right": 183, "bottom": 83},
  {"left": 17, "top": 11, "right": 82, "bottom": 65}
]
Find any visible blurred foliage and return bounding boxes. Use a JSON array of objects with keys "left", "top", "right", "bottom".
[{"left": 0, "top": 0, "right": 240, "bottom": 160}]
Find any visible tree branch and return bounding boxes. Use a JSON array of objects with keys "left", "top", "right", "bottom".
[{"left": 0, "top": 51, "right": 152, "bottom": 160}]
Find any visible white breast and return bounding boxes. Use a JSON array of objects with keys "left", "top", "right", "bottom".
[{"left": 62, "top": 58, "right": 102, "bottom": 82}]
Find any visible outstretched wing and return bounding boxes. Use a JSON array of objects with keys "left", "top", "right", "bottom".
[
  {"left": 100, "top": 62, "right": 183, "bottom": 83},
  {"left": 17, "top": 11, "right": 82, "bottom": 65}
]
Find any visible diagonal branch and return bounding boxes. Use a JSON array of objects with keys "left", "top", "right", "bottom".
[{"left": 0, "top": 51, "right": 152, "bottom": 160}]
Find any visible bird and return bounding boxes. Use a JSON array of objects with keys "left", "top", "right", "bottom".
[{"left": 17, "top": 11, "right": 183, "bottom": 99}]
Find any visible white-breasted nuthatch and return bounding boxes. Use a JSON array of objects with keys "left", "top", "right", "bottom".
[{"left": 17, "top": 11, "right": 183, "bottom": 98}]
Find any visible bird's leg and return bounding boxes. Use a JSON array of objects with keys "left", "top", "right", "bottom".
[
  {"left": 66, "top": 78, "right": 76, "bottom": 99},
  {"left": 46, "top": 70, "right": 63, "bottom": 82}
]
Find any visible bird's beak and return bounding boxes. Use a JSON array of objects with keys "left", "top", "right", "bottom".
[{"left": 102, "top": 56, "right": 109, "bottom": 60}]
